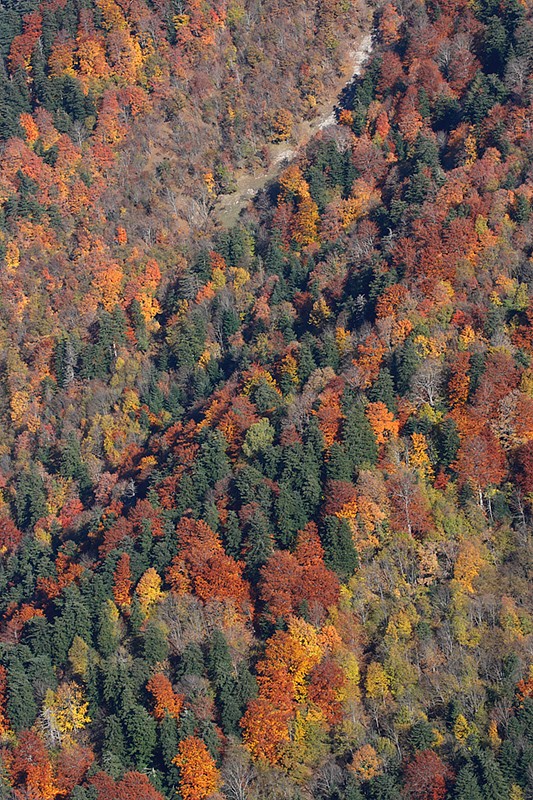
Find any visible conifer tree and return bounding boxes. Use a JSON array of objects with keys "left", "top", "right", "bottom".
[
  {"left": 6, "top": 661, "right": 37, "bottom": 732},
  {"left": 342, "top": 397, "right": 378, "bottom": 468},
  {"left": 393, "top": 338, "right": 420, "bottom": 395},
  {"left": 476, "top": 751, "right": 508, "bottom": 800},
  {"left": 15, "top": 469, "right": 47, "bottom": 530},
  {"left": 326, "top": 443, "right": 353, "bottom": 481},
  {"left": 244, "top": 512, "right": 273, "bottom": 580},
  {"left": 321, "top": 516, "right": 358, "bottom": 580},
  {"left": 122, "top": 704, "right": 157, "bottom": 770},
  {"left": 454, "top": 763, "right": 483, "bottom": 800},
  {"left": 369, "top": 368, "right": 397, "bottom": 413},
  {"left": 208, "top": 630, "right": 241, "bottom": 735}
]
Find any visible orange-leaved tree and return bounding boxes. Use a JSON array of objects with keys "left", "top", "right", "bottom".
[
  {"left": 173, "top": 736, "right": 221, "bottom": 800},
  {"left": 147, "top": 673, "right": 184, "bottom": 721},
  {"left": 112, "top": 552, "right": 133, "bottom": 608}
]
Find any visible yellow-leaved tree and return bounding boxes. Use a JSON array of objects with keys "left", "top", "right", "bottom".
[
  {"left": 136, "top": 567, "right": 164, "bottom": 613},
  {"left": 41, "top": 682, "right": 90, "bottom": 745}
]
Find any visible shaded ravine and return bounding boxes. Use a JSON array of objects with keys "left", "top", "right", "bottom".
[{"left": 214, "top": 27, "right": 374, "bottom": 228}]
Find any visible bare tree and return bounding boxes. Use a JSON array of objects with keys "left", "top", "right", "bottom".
[
  {"left": 222, "top": 742, "right": 257, "bottom": 800},
  {"left": 505, "top": 55, "right": 531, "bottom": 99},
  {"left": 312, "top": 760, "right": 343, "bottom": 799},
  {"left": 410, "top": 358, "right": 444, "bottom": 407}
]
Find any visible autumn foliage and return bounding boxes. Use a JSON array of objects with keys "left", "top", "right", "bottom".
[
  {"left": 173, "top": 736, "right": 221, "bottom": 800},
  {"left": 0, "top": 0, "right": 531, "bottom": 797}
]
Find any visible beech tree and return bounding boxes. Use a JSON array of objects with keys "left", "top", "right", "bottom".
[{"left": 173, "top": 736, "right": 221, "bottom": 800}]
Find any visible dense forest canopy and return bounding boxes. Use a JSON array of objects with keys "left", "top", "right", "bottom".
[{"left": 0, "top": 0, "right": 532, "bottom": 798}]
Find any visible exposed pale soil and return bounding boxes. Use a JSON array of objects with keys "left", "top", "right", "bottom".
[{"left": 213, "top": 28, "right": 374, "bottom": 228}]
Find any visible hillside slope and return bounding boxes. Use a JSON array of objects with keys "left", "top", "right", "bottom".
[{"left": 0, "top": 0, "right": 533, "bottom": 799}]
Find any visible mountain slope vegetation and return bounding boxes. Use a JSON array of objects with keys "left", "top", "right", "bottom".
[{"left": 0, "top": 0, "right": 532, "bottom": 798}]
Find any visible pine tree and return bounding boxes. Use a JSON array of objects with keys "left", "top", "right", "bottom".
[
  {"left": 321, "top": 516, "right": 358, "bottom": 581},
  {"left": 21, "top": 617, "right": 52, "bottom": 658},
  {"left": 97, "top": 600, "right": 121, "bottom": 658},
  {"left": 280, "top": 441, "right": 321, "bottom": 517},
  {"left": 454, "top": 763, "right": 483, "bottom": 800},
  {"left": 176, "top": 645, "right": 205, "bottom": 679},
  {"left": 237, "top": 661, "right": 258, "bottom": 708},
  {"left": 342, "top": 397, "right": 378, "bottom": 469},
  {"left": 159, "top": 713, "right": 179, "bottom": 764},
  {"left": 103, "top": 714, "right": 127, "bottom": 773},
  {"left": 305, "top": 417, "right": 325, "bottom": 463},
  {"left": 298, "top": 339, "right": 317, "bottom": 383},
  {"left": 244, "top": 511, "right": 273, "bottom": 580},
  {"left": 159, "top": 715, "right": 181, "bottom": 791},
  {"left": 54, "top": 336, "right": 79, "bottom": 388},
  {"left": 409, "top": 720, "right": 436, "bottom": 752},
  {"left": 222, "top": 510, "right": 242, "bottom": 559},
  {"left": 52, "top": 586, "right": 92, "bottom": 663},
  {"left": 130, "top": 299, "right": 149, "bottom": 352},
  {"left": 122, "top": 704, "right": 157, "bottom": 770},
  {"left": 32, "top": 47, "right": 56, "bottom": 111},
  {"left": 498, "top": 739, "right": 519, "bottom": 786},
  {"left": 143, "top": 622, "right": 169, "bottom": 666},
  {"left": 60, "top": 433, "right": 92, "bottom": 501},
  {"left": 193, "top": 430, "right": 230, "bottom": 498},
  {"left": 264, "top": 229, "right": 286, "bottom": 275},
  {"left": 275, "top": 486, "right": 309, "bottom": 548},
  {"left": 367, "top": 772, "right": 402, "bottom": 800},
  {"left": 393, "top": 337, "right": 420, "bottom": 395},
  {"left": 476, "top": 751, "right": 508, "bottom": 800},
  {"left": 208, "top": 630, "right": 241, "bottom": 735},
  {"left": 369, "top": 368, "right": 397, "bottom": 413},
  {"left": 326, "top": 443, "right": 353, "bottom": 481},
  {"left": 128, "top": 595, "right": 145, "bottom": 636},
  {"left": 6, "top": 661, "right": 37, "bottom": 732},
  {"left": 436, "top": 417, "right": 460, "bottom": 467},
  {"left": 342, "top": 773, "right": 365, "bottom": 800},
  {"left": 16, "top": 469, "right": 47, "bottom": 530}
]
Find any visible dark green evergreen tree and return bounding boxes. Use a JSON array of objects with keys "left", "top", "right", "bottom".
[
  {"left": 321, "top": 516, "right": 358, "bottom": 581},
  {"left": 435, "top": 417, "right": 460, "bottom": 467},
  {"left": 222, "top": 510, "right": 242, "bottom": 558},
  {"left": 476, "top": 751, "right": 508, "bottom": 800},
  {"left": 129, "top": 298, "right": 149, "bottom": 352},
  {"left": 192, "top": 429, "right": 230, "bottom": 499},
  {"left": 52, "top": 585, "right": 92, "bottom": 663},
  {"left": 409, "top": 720, "right": 436, "bottom": 751},
  {"left": 122, "top": 703, "right": 157, "bottom": 769},
  {"left": 393, "top": 337, "right": 420, "bottom": 395},
  {"left": 326, "top": 443, "right": 353, "bottom": 481},
  {"left": 208, "top": 629, "right": 241, "bottom": 735},
  {"left": 367, "top": 772, "right": 402, "bottom": 800},
  {"left": 97, "top": 602, "right": 120, "bottom": 659},
  {"left": 59, "top": 432, "right": 92, "bottom": 501},
  {"left": 454, "top": 763, "right": 484, "bottom": 800},
  {"left": 275, "top": 485, "right": 308, "bottom": 548},
  {"left": 176, "top": 644, "right": 205, "bottom": 679},
  {"left": 342, "top": 397, "right": 378, "bottom": 469},
  {"left": 369, "top": 368, "right": 397, "bottom": 413},
  {"left": 298, "top": 339, "right": 317, "bottom": 383},
  {"left": 244, "top": 511, "right": 273, "bottom": 580},
  {"left": 143, "top": 621, "right": 169, "bottom": 666},
  {"left": 158, "top": 715, "right": 181, "bottom": 790},
  {"left": 6, "top": 661, "right": 37, "bottom": 732},
  {"left": 103, "top": 714, "right": 127, "bottom": 774},
  {"left": 21, "top": 616, "right": 52, "bottom": 659},
  {"left": 15, "top": 469, "right": 47, "bottom": 531}
]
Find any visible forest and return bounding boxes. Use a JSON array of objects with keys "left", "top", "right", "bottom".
[{"left": 0, "top": 0, "right": 532, "bottom": 798}]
